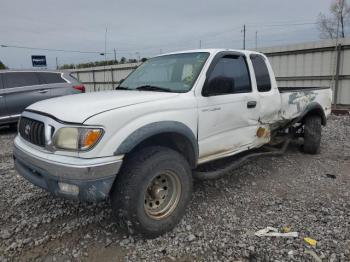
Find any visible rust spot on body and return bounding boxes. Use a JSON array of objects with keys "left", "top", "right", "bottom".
[{"left": 256, "top": 127, "right": 270, "bottom": 138}]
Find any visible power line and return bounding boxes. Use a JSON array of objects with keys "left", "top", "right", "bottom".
[
  {"left": 0, "top": 19, "right": 322, "bottom": 58},
  {"left": 0, "top": 43, "right": 138, "bottom": 55},
  {"left": 135, "top": 21, "right": 318, "bottom": 52},
  {"left": 250, "top": 22, "right": 317, "bottom": 28},
  {"left": 0, "top": 44, "right": 104, "bottom": 54}
]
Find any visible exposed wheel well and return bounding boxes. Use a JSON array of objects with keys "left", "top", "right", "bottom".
[
  {"left": 301, "top": 108, "right": 327, "bottom": 126},
  {"left": 126, "top": 132, "right": 197, "bottom": 169}
]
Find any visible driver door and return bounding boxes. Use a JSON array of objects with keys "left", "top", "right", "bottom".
[{"left": 197, "top": 52, "right": 259, "bottom": 163}]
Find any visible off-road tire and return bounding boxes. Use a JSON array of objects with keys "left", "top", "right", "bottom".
[
  {"left": 110, "top": 146, "right": 192, "bottom": 238},
  {"left": 303, "top": 115, "right": 322, "bottom": 154}
]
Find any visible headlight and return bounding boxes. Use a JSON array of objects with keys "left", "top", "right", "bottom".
[{"left": 53, "top": 127, "right": 103, "bottom": 151}]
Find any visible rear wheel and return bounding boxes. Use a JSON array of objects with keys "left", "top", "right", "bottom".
[
  {"left": 110, "top": 146, "right": 192, "bottom": 238},
  {"left": 303, "top": 115, "right": 322, "bottom": 154}
]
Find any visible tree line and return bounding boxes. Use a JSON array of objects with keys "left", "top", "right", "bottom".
[
  {"left": 59, "top": 57, "right": 148, "bottom": 70},
  {"left": 0, "top": 60, "right": 7, "bottom": 70}
]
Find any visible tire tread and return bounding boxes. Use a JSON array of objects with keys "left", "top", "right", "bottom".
[
  {"left": 110, "top": 146, "right": 192, "bottom": 237},
  {"left": 303, "top": 115, "right": 322, "bottom": 154}
]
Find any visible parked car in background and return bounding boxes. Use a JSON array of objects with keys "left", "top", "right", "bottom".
[{"left": 0, "top": 70, "right": 85, "bottom": 126}]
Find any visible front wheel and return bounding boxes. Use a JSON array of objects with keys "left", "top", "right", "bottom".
[
  {"left": 303, "top": 115, "right": 322, "bottom": 154},
  {"left": 110, "top": 146, "right": 193, "bottom": 238}
]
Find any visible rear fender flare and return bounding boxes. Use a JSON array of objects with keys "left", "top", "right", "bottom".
[{"left": 297, "top": 102, "right": 327, "bottom": 126}]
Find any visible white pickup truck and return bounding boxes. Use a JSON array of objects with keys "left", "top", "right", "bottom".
[{"left": 13, "top": 49, "right": 332, "bottom": 237}]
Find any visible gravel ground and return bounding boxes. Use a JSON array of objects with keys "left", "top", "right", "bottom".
[{"left": 0, "top": 114, "right": 349, "bottom": 262}]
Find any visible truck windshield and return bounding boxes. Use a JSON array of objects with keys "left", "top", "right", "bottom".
[{"left": 119, "top": 52, "right": 210, "bottom": 93}]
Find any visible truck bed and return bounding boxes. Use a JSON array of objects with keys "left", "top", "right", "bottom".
[{"left": 278, "top": 86, "right": 332, "bottom": 122}]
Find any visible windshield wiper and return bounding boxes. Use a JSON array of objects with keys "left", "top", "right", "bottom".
[
  {"left": 116, "top": 86, "right": 131, "bottom": 90},
  {"left": 136, "top": 85, "right": 172, "bottom": 92}
]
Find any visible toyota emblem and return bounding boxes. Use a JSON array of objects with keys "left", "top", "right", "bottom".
[{"left": 24, "top": 124, "right": 31, "bottom": 136}]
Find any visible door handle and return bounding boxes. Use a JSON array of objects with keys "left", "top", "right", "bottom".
[
  {"left": 247, "top": 101, "right": 257, "bottom": 108},
  {"left": 38, "top": 89, "right": 49, "bottom": 94}
]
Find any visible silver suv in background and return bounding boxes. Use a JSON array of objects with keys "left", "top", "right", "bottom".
[{"left": 0, "top": 71, "right": 85, "bottom": 126}]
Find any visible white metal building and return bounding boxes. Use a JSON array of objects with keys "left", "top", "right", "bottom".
[{"left": 71, "top": 38, "right": 350, "bottom": 105}]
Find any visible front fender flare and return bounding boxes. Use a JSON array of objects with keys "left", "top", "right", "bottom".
[{"left": 114, "top": 121, "right": 198, "bottom": 161}]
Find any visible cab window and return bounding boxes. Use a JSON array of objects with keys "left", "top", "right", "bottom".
[{"left": 250, "top": 55, "right": 271, "bottom": 92}]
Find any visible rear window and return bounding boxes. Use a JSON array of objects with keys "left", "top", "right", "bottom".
[
  {"left": 5, "top": 72, "right": 41, "bottom": 88},
  {"left": 0, "top": 75, "right": 3, "bottom": 89},
  {"left": 38, "top": 72, "right": 66, "bottom": 84},
  {"left": 250, "top": 55, "right": 271, "bottom": 92}
]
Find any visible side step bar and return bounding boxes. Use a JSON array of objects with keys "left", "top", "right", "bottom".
[{"left": 193, "top": 139, "right": 291, "bottom": 180}]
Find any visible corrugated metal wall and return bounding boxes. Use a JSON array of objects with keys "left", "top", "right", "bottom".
[
  {"left": 70, "top": 62, "right": 140, "bottom": 92},
  {"left": 259, "top": 38, "right": 350, "bottom": 105},
  {"left": 70, "top": 38, "right": 350, "bottom": 105}
]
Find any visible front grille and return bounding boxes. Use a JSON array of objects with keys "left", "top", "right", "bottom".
[{"left": 19, "top": 117, "right": 45, "bottom": 147}]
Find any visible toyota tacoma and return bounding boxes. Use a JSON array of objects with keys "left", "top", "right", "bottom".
[{"left": 13, "top": 49, "right": 332, "bottom": 237}]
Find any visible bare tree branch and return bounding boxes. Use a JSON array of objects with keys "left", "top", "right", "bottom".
[{"left": 317, "top": 0, "right": 350, "bottom": 39}]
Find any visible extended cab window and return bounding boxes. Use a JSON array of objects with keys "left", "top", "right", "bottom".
[
  {"left": 38, "top": 72, "right": 66, "bottom": 84},
  {"left": 5, "top": 72, "right": 41, "bottom": 88},
  {"left": 204, "top": 55, "right": 251, "bottom": 96},
  {"left": 250, "top": 55, "right": 271, "bottom": 92}
]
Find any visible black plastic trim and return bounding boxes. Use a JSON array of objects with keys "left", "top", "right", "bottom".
[
  {"left": 24, "top": 109, "right": 84, "bottom": 125},
  {"left": 115, "top": 121, "right": 199, "bottom": 164},
  {"left": 278, "top": 86, "right": 331, "bottom": 93},
  {"left": 294, "top": 102, "right": 327, "bottom": 126}
]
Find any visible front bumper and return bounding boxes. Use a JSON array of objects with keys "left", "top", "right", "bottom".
[{"left": 13, "top": 139, "right": 123, "bottom": 202}]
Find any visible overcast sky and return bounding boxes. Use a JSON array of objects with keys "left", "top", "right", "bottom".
[{"left": 0, "top": 0, "right": 333, "bottom": 69}]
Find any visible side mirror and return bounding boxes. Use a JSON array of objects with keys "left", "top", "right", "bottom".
[
  {"left": 202, "top": 82, "right": 211, "bottom": 97},
  {"left": 202, "top": 77, "right": 234, "bottom": 97}
]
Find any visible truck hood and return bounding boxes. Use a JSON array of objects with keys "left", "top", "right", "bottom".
[{"left": 27, "top": 90, "right": 179, "bottom": 123}]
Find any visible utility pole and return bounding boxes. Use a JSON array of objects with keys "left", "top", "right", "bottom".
[
  {"left": 242, "top": 24, "right": 246, "bottom": 50},
  {"left": 199, "top": 40, "right": 202, "bottom": 49},
  {"left": 333, "top": 2, "right": 342, "bottom": 108},
  {"left": 55, "top": 57, "right": 58, "bottom": 69},
  {"left": 255, "top": 31, "right": 258, "bottom": 50},
  {"left": 103, "top": 26, "right": 108, "bottom": 87},
  {"left": 114, "top": 48, "right": 117, "bottom": 63},
  {"left": 104, "top": 27, "right": 108, "bottom": 63}
]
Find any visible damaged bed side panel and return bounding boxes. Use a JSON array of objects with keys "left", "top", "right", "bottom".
[{"left": 279, "top": 87, "right": 332, "bottom": 123}]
